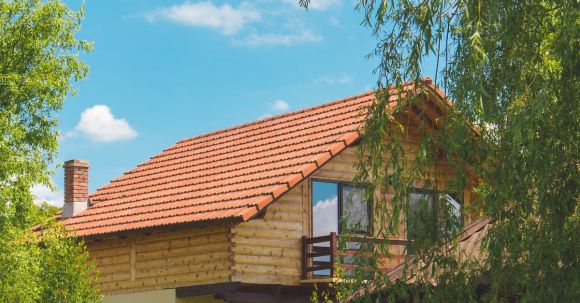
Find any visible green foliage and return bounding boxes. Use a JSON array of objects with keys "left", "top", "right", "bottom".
[
  {"left": 0, "top": 223, "right": 100, "bottom": 303},
  {"left": 305, "top": 0, "right": 579, "bottom": 302},
  {"left": 0, "top": 0, "right": 91, "bottom": 228},
  {"left": 0, "top": 0, "right": 99, "bottom": 302},
  {"left": 37, "top": 225, "right": 100, "bottom": 303}
]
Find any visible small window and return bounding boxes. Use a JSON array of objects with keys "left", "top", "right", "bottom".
[
  {"left": 439, "top": 193, "right": 462, "bottom": 235},
  {"left": 407, "top": 190, "right": 437, "bottom": 251},
  {"left": 407, "top": 188, "right": 462, "bottom": 253}
]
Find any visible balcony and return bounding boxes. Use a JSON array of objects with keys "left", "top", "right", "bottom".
[{"left": 301, "top": 232, "right": 409, "bottom": 281}]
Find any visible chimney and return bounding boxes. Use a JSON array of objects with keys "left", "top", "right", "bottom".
[{"left": 62, "top": 159, "right": 90, "bottom": 218}]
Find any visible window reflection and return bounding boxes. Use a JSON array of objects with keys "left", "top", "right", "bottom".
[
  {"left": 311, "top": 181, "right": 338, "bottom": 276},
  {"left": 312, "top": 181, "right": 339, "bottom": 237},
  {"left": 407, "top": 189, "right": 462, "bottom": 254},
  {"left": 341, "top": 185, "right": 370, "bottom": 234}
]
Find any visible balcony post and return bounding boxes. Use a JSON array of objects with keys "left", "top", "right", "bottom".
[
  {"left": 330, "top": 232, "right": 337, "bottom": 278},
  {"left": 301, "top": 236, "right": 309, "bottom": 280}
]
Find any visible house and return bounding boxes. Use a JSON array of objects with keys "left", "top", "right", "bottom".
[{"left": 57, "top": 78, "right": 480, "bottom": 303}]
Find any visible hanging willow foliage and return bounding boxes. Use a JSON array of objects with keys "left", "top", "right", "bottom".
[{"left": 303, "top": 0, "right": 579, "bottom": 302}]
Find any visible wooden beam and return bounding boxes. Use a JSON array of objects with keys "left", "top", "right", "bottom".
[
  {"left": 218, "top": 292, "right": 310, "bottom": 303},
  {"left": 301, "top": 236, "right": 309, "bottom": 280},
  {"left": 130, "top": 242, "right": 136, "bottom": 281},
  {"left": 329, "top": 232, "right": 337, "bottom": 277}
]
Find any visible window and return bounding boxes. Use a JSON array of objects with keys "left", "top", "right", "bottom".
[
  {"left": 311, "top": 180, "right": 372, "bottom": 277},
  {"left": 341, "top": 185, "right": 371, "bottom": 234},
  {"left": 407, "top": 188, "right": 462, "bottom": 253},
  {"left": 311, "top": 180, "right": 371, "bottom": 237},
  {"left": 311, "top": 181, "right": 339, "bottom": 237}
]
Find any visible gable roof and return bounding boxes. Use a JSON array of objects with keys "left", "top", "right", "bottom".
[{"left": 62, "top": 79, "right": 446, "bottom": 237}]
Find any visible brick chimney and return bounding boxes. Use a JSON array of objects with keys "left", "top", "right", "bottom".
[{"left": 62, "top": 159, "right": 90, "bottom": 218}]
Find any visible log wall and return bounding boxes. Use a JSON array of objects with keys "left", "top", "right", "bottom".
[
  {"left": 230, "top": 183, "right": 307, "bottom": 285},
  {"left": 87, "top": 224, "right": 232, "bottom": 295}
]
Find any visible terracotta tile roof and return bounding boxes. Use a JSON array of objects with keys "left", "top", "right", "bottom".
[{"left": 62, "top": 79, "right": 441, "bottom": 237}]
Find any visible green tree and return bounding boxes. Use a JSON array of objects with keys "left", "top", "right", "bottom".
[
  {"left": 0, "top": 0, "right": 99, "bottom": 302},
  {"left": 302, "top": 0, "right": 579, "bottom": 302}
]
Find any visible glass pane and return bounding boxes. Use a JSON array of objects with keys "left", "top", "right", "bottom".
[
  {"left": 312, "top": 181, "right": 339, "bottom": 237},
  {"left": 341, "top": 185, "right": 370, "bottom": 234},
  {"left": 407, "top": 191, "right": 436, "bottom": 253},
  {"left": 439, "top": 193, "right": 462, "bottom": 235},
  {"left": 311, "top": 181, "right": 339, "bottom": 277}
]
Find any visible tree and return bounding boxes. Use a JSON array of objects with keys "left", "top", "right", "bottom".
[
  {"left": 0, "top": 0, "right": 99, "bottom": 302},
  {"left": 302, "top": 0, "right": 579, "bottom": 302}
]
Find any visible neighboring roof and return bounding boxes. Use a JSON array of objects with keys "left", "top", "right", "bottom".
[
  {"left": 346, "top": 217, "right": 492, "bottom": 302},
  {"left": 386, "top": 217, "right": 492, "bottom": 283},
  {"left": 62, "top": 79, "right": 445, "bottom": 237}
]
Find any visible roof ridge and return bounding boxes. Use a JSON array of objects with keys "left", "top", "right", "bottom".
[
  {"left": 173, "top": 89, "right": 376, "bottom": 146},
  {"left": 155, "top": 96, "right": 371, "bottom": 158},
  {"left": 130, "top": 114, "right": 364, "bottom": 175}
]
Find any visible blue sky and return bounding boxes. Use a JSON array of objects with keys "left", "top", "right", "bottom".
[{"left": 33, "top": 0, "right": 437, "bottom": 206}]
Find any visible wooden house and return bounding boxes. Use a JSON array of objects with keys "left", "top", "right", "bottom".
[{"left": 58, "top": 79, "right": 480, "bottom": 303}]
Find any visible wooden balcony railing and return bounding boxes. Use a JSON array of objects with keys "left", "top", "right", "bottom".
[{"left": 301, "top": 232, "right": 408, "bottom": 280}]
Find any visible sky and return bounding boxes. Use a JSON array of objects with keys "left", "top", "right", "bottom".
[{"left": 33, "top": 0, "right": 437, "bottom": 206}]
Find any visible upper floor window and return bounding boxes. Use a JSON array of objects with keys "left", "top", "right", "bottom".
[
  {"left": 311, "top": 180, "right": 371, "bottom": 237},
  {"left": 407, "top": 188, "right": 462, "bottom": 253}
]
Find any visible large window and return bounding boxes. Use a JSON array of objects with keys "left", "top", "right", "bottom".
[
  {"left": 311, "top": 180, "right": 371, "bottom": 276},
  {"left": 407, "top": 188, "right": 462, "bottom": 253},
  {"left": 311, "top": 180, "right": 371, "bottom": 237}
]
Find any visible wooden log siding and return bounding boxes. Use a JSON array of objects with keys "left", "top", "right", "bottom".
[
  {"left": 306, "top": 133, "right": 477, "bottom": 276},
  {"left": 230, "top": 182, "right": 306, "bottom": 285},
  {"left": 86, "top": 224, "right": 232, "bottom": 295}
]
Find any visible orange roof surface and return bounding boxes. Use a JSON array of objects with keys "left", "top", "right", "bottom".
[{"left": 62, "top": 79, "right": 443, "bottom": 237}]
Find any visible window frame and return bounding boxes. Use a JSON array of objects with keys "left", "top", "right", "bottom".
[
  {"left": 406, "top": 187, "right": 464, "bottom": 244},
  {"left": 310, "top": 178, "right": 373, "bottom": 237}
]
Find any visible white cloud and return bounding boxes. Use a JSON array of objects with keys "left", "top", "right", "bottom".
[
  {"left": 31, "top": 183, "right": 63, "bottom": 207},
  {"left": 146, "top": 1, "right": 261, "bottom": 35},
  {"left": 314, "top": 73, "right": 355, "bottom": 85},
  {"left": 268, "top": 100, "right": 290, "bottom": 111},
  {"left": 143, "top": 1, "right": 324, "bottom": 48},
  {"left": 312, "top": 197, "right": 338, "bottom": 236},
  {"left": 233, "top": 31, "right": 322, "bottom": 46},
  {"left": 309, "top": 0, "right": 340, "bottom": 10},
  {"left": 283, "top": 0, "right": 340, "bottom": 11},
  {"left": 262, "top": 99, "right": 290, "bottom": 118},
  {"left": 68, "top": 105, "right": 137, "bottom": 142}
]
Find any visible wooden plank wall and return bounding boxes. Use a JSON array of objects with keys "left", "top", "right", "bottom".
[
  {"left": 228, "top": 146, "right": 359, "bottom": 286},
  {"left": 86, "top": 224, "right": 232, "bottom": 295},
  {"left": 310, "top": 120, "right": 478, "bottom": 272},
  {"left": 230, "top": 184, "right": 306, "bottom": 285}
]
